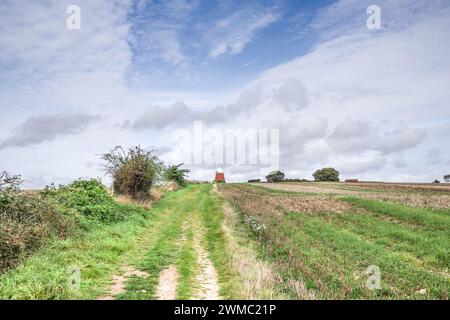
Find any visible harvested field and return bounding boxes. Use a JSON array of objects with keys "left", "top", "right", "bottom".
[
  {"left": 255, "top": 182, "right": 450, "bottom": 209},
  {"left": 220, "top": 184, "right": 450, "bottom": 299}
]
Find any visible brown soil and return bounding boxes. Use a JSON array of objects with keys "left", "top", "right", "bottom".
[
  {"left": 257, "top": 183, "right": 358, "bottom": 195},
  {"left": 98, "top": 265, "right": 149, "bottom": 300},
  {"left": 155, "top": 265, "right": 179, "bottom": 300},
  {"left": 192, "top": 240, "right": 221, "bottom": 300}
]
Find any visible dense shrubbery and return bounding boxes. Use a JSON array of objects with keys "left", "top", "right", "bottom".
[
  {"left": 0, "top": 177, "right": 139, "bottom": 273},
  {"left": 0, "top": 145, "right": 191, "bottom": 273},
  {"left": 0, "top": 185, "right": 74, "bottom": 273},
  {"left": 102, "top": 146, "right": 163, "bottom": 201},
  {"left": 43, "top": 179, "right": 125, "bottom": 224},
  {"left": 102, "top": 146, "right": 190, "bottom": 200}
]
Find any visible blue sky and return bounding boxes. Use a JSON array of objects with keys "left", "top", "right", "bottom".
[
  {"left": 0, "top": 0, "right": 450, "bottom": 187},
  {"left": 125, "top": 0, "right": 335, "bottom": 91}
]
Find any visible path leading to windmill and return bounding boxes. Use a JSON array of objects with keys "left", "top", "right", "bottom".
[{"left": 98, "top": 185, "right": 223, "bottom": 300}]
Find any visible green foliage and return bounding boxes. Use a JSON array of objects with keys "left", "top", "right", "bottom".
[
  {"left": 0, "top": 177, "right": 145, "bottom": 275},
  {"left": 102, "top": 146, "right": 163, "bottom": 201},
  {"left": 0, "top": 201, "right": 150, "bottom": 299},
  {"left": 164, "top": 163, "right": 190, "bottom": 187},
  {"left": 313, "top": 167, "right": 340, "bottom": 182},
  {"left": 0, "top": 189, "right": 73, "bottom": 273},
  {"left": 266, "top": 170, "right": 285, "bottom": 182},
  {"left": 44, "top": 179, "right": 125, "bottom": 224}
]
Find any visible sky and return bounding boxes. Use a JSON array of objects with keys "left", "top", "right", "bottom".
[{"left": 0, "top": 0, "right": 450, "bottom": 187}]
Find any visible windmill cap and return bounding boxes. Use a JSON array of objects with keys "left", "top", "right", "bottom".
[{"left": 216, "top": 167, "right": 224, "bottom": 173}]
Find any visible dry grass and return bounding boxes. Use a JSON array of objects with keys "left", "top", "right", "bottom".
[
  {"left": 257, "top": 182, "right": 450, "bottom": 210},
  {"left": 115, "top": 195, "right": 152, "bottom": 209},
  {"left": 213, "top": 184, "right": 287, "bottom": 299},
  {"left": 222, "top": 185, "right": 351, "bottom": 217},
  {"left": 221, "top": 202, "right": 287, "bottom": 299},
  {"left": 363, "top": 193, "right": 450, "bottom": 209}
]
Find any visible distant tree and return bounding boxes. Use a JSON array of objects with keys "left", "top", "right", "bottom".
[
  {"left": 266, "top": 170, "right": 285, "bottom": 182},
  {"left": 164, "top": 164, "right": 190, "bottom": 187},
  {"left": 101, "top": 146, "right": 163, "bottom": 200},
  {"left": 433, "top": 179, "right": 441, "bottom": 184},
  {"left": 313, "top": 168, "right": 340, "bottom": 182},
  {"left": 0, "top": 171, "right": 22, "bottom": 191}
]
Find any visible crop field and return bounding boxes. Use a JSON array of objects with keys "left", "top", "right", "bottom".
[{"left": 219, "top": 182, "right": 450, "bottom": 299}]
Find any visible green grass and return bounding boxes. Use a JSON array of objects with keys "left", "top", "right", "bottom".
[
  {"left": 176, "top": 226, "right": 197, "bottom": 299},
  {"left": 117, "top": 188, "right": 195, "bottom": 299},
  {"left": 280, "top": 212, "right": 449, "bottom": 299},
  {"left": 4, "top": 181, "right": 447, "bottom": 300},
  {"left": 0, "top": 184, "right": 249, "bottom": 300},
  {"left": 341, "top": 196, "right": 450, "bottom": 229},
  {"left": 119, "top": 184, "right": 234, "bottom": 300},
  {"left": 0, "top": 203, "right": 152, "bottom": 299},
  {"left": 221, "top": 184, "right": 450, "bottom": 300},
  {"left": 197, "top": 186, "right": 236, "bottom": 298}
]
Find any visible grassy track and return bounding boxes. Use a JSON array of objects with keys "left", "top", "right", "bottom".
[{"left": 0, "top": 184, "right": 278, "bottom": 300}]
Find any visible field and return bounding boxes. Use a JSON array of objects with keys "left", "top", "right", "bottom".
[
  {"left": 220, "top": 182, "right": 450, "bottom": 299},
  {"left": 0, "top": 181, "right": 449, "bottom": 300}
]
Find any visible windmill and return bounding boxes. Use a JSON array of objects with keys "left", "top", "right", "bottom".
[{"left": 214, "top": 168, "right": 225, "bottom": 183}]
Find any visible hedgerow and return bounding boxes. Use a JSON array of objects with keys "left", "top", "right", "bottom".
[
  {"left": 43, "top": 179, "right": 125, "bottom": 224},
  {"left": 0, "top": 178, "right": 132, "bottom": 273},
  {"left": 0, "top": 189, "right": 74, "bottom": 273}
]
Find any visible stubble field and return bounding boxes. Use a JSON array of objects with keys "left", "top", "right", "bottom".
[{"left": 219, "top": 182, "right": 450, "bottom": 299}]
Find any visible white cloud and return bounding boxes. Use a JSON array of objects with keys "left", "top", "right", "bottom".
[
  {"left": 391, "top": 157, "right": 408, "bottom": 168},
  {"left": 0, "top": 0, "right": 131, "bottom": 86},
  {"left": 328, "top": 118, "right": 378, "bottom": 153},
  {"left": 273, "top": 78, "right": 309, "bottom": 112},
  {"left": 0, "top": 113, "right": 100, "bottom": 150},
  {"left": 124, "top": 101, "right": 191, "bottom": 130},
  {"left": 209, "top": 9, "right": 280, "bottom": 58},
  {"left": 339, "top": 158, "right": 387, "bottom": 175},
  {"left": 426, "top": 148, "right": 442, "bottom": 166},
  {"left": 377, "top": 127, "right": 427, "bottom": 155},
  {"left": 1, "top": 0, "right": 450, "bottom": 186}
]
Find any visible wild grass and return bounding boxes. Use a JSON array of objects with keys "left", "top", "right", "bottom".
[
  {"left": 0, "top": 202, "right": 151, "bottom": 299},
  {"left": 176, "top": 226, "right": 196, "bottom": 299}
]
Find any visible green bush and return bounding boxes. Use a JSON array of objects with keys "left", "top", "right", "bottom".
[
  {"left": 102, "top": 146, "right": 163, "bottom": 201},
  {"left": 164, "top": 164, "right": 190, "bottom": 187},
  {"left": 45, "top": 179, "right": 125, "bottom": 223},
  {"left": 0, "top": 190, "right": 73, "bottom": 273},
  {"left": 0, "top": 176, "right": 144, "bottom": 274}
]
